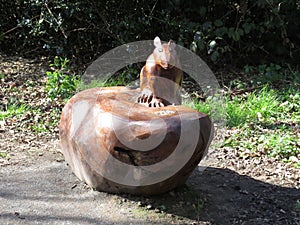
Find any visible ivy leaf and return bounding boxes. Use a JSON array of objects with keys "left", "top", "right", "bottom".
[
  {"left": 215, "top": 27, "right": 228, "bottom": 37},
  {"left": 214, "top": 19, "right": 223, "bottom": 27},
  {"left": 238, "top": 28, "right": 244, "bottom": 36},
  {"left": 233, "top": 32, "right": 240, "bottom": 41},
  {"left": 243, "top": 23, "right": 253, "bottom": 34},
  {"left": 228, "top": 28, "right": 244, "bottom": 41},
  {"left": 210, "top": 51, "right": 219, "bottom": 62},
  {"left": 197, "top": 39, "right": 205, "bottom": 51}
]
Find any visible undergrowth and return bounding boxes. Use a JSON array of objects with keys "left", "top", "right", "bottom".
[
  {"left": 194, "top": 68, "right": 299, "bottom": 165},
  {"left": 46, "top": 56, "right": 79, "bottom": 100},
  {"left": 1, "top": 57, "right": 299, "bottom": 165}
]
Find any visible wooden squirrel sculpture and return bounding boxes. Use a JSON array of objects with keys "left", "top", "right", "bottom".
[{"left": 137, "top": 36, "right": 183, "bottom": 107}]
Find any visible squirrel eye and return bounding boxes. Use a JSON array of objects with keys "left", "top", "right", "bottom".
[{"left": 158, "top": 48, "right": 163, "bottom": 52}]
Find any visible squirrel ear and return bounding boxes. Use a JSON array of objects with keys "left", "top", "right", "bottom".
[
  {"left": 168, "top": 40, "right": 176, "bottom": 49},
  {"left": 154, "top": 36, "right": 162, "bottom": 48}
]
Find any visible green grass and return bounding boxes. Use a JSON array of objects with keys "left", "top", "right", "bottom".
[
  {"left": 189, "top": 94, "right": 227, "bottom": 125},
  {"left": 78, "top": 65, "right": 139, "bottom": 91},
  {"left": 78, "top": 78, "right": 122, "bottom": 90},
  {"left": 0, "top": 152, "right": 8, "bottom": 158},
  {"left": 226, "top": 87, "right": 280, "bottom": 127},
  {"left": 78, "top": 76, "right": 135, "bottom": 91},
  {"left": 223, "top": 124, "right": 299, "bottom": 159},
  {"left": 0, "top": 104, "right": 29, "bottom": 120},
  {"left": 192, "top": 85, "right": 300, "bottom": 163},
  {"left": 224, "top": 86, "right": 300, "bottom": 127},
  {"left": 0, "top": 102, "right": 61, "bottom": 134}
]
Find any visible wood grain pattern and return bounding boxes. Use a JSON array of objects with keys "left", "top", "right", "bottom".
[{"left": 60, "top": 87, "right": 213, "bottom": 195}]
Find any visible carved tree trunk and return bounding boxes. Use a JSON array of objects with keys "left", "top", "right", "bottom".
[{"left": 59, "top": 87, "right": 213, "bottom": 195}]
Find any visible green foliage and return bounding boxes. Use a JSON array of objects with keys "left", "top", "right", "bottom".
[
  {"left": 0, "top": 152, "right": 8, "bottom": 158},
  {"left": 0, "top": 0, "right": 299, "bottom": 65},
  {"left": 244, "top": 63, "right": 300, "bottom": 85},
  {"left": 0, "top": 100, "right": 62, "bottom": 134},
  {"left": 192, "top": 85, "right": 299, "bottom": 128},
  {"left": 224, "top": 124, "right": 299, "bottom": 160},
  {"left": 78, "top": 65, "right": 139, "bottom": 90},
  {"left": 225, "top": 86, "right": 299, "bottom": 127},
  {"left": 193, "top": 84, "right": 299, "bottom": 162},
  {"left": 166, "top": 0, "right": 300, "bottom": 64},
  {"left": 78, "top": 78, "right": 126, "bottom": 90},
  {"left": 296, "top": 200, "right": 300, "bottom": 210},
  {"left": 0, "top": 104, "right": 29, "bottom": 120},
  {"left": 226, "top": 86, "right": 281, "bottom": 127},
  {"left": 225, "top": 85, "right": 300, "bottom": 161},
  {"left": 46, "top": 57, "right": 79, "bottom": 100},
  {"left": 190, "top": 94, "right": 227, "bottom": 125}
]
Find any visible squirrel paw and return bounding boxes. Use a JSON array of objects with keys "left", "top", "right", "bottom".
[
  {"left": 137, "top": 89, "right": 164, "bottom": 107},
  {"left": 148, "top": 97, "right": 164, "bottom": 107}
]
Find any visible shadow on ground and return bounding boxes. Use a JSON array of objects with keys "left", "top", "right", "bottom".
[
  {"left": 123, "top": 166, "right": 300, "bottom": 225},
  {"left": 0, "top": 162, "right": 299, "bottom": 225}
]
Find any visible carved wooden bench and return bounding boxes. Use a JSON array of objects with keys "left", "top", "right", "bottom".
[{"left": 59, "top": 87, "right": 213, "bottom": 195}]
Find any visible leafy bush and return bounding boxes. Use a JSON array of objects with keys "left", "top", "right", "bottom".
[
  {"left": 46, "top": 57, "right": 79, "bottom": 100},
  {"left": 1, "top": 0, "right": 299, "bottom": 65},
  {"left": 244, "top": 63, "right": 300, "bottom": 85}
]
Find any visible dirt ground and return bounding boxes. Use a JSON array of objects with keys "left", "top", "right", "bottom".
[
  {"left": 0, "top": 129, "right": 299, "bottom": 225},
  {"left": 0, "top": 55, "right": 299, "bottom": 225}
]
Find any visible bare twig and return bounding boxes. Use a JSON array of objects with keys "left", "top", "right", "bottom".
[
  {"left": 44, "top": 2, "right": 68, "bottom": 39},
  {"left": 4, "top": 26, "right": 20, "bottom": 35},
  {"left": 3, "top": 15, "right": 39, "bottom": 35},
  {"left": 229, "top": 85, "right": 264, "bottom": 96},
  {"left": 97, "top": 14, "right": 124, "bottom": 44},
  {"left": 67, "top": 28, "right": 88, "bottom": 33}
]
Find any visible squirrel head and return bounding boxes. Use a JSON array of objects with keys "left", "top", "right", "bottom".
[{"left": 153, "top": 36, "right": 177, "bottom": 69}]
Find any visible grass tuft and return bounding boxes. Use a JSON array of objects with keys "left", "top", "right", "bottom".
[
  {"left": 0, "top": 104, "right": 29, "bottom": 120},
  {"left": 193, "top": 85, "right": 300, "bottom": 162}
]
